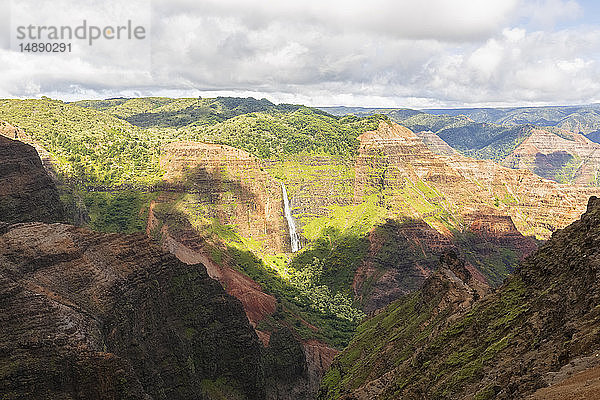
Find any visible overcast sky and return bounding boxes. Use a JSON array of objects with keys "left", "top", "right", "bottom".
[{"left": 1, "top": 0, "right": 600, "bottom": 107}]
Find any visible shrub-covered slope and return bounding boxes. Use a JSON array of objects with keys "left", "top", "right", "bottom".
[
  {"left": 74, "top": 96, "right": 301, "bottom": 127},
  {"left": 320, "top": 196, "right": 600, "bottom": 400}
]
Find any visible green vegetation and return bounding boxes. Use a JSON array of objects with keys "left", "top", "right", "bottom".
[
  {"left": 291, "top": 197, "right": 386, "bottom": 296},
  {"left": 0, "top": 98, "right": 173, "bottom": 186},
  {"left": 262, "top": 327, "right": 306, "bottom": 382},
  {"left": 199, "top": 378, "right": 246, "bottom": 400},
  {"left": 320, "top": 275, "right": 531, "bottom": 399},
  {"left": 75, "top": 96, "right": 300, "bottom": 127},
  {"left": 152, "top": 197, "right": 361, "bottom": 348},
  {"left": 320, "top": 289, "right": 447, "bottom": 398},
  {"left": 334, "top": 103, "right": 600, "bottom": 136},
  {"left": 81, "top": 190, "right": 157, "bottom": 233},
  {"left": 0, "top": 98, "right": 385, "bottom": 187},
  {"left": 76, "top": 97, "right": 387, "bottom": 158},
  {"left": 301, "top": 196, "right": 387, "bottom": 241},
  {"left": 190, "top": 108, "right": 386, "bottom": 158}
]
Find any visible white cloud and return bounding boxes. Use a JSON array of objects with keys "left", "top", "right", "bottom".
[
  {"left": 1, "top": 0, "right": 599, "bottom": 107},
  {"left": 503, "top": 27, "right": 526, "bottom": 42}
]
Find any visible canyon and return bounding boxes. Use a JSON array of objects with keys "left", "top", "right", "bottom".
[
  {"left": 153, "top": 121, "right": 598, "bottom": 316},
  {"left": 2, "top": 97, "right": 600, "bottom": 400}
]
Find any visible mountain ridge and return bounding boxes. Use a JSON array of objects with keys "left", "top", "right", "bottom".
[{"left": 320, "top": 195, "right": 600, "bottom": 399}]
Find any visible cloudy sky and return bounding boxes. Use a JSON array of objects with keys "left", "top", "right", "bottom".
[{"left": 1, "top": 0, "right": 600, "bottom": 107}]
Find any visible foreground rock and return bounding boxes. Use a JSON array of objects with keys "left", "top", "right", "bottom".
[
  {"left": 0, "top": 135, "right": 64, "bottom": 223},
  {"left": 321, "top": 196, "right": 600, "bottom": 399},
  {"left": 0, "top": 222, "right": 264, "bottom": 399}
]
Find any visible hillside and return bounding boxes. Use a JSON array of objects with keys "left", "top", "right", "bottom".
[
  {"left": 321, "top": 107, "right": 600, "bottom": 185},
  {"left": 2, "top": 97, "right": 594, "bottom": 313},
  {"left": 74, "top": 96, "right": 302, "bottom": 128},
  {"left": 0, "top": 134, "right": 343, "bottom": 400},
  {"left": 0, "top": 222, "right": 267, "bottom": 400},
  {"left": 320, "top": 195, "right": 600, "bottom": 399},
  {"left": 322, "top": 104, "right": 600, "bottom": 138},
  {"left": 0, "top": 98, "right": 168, "bottom": 186}
]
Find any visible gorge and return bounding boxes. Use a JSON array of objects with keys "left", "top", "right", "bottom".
[{"left": 1, "top": 96, "right": 599, "bottom": 399}]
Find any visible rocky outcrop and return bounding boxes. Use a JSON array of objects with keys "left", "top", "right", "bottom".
[
  {"left": 0, "top": 222, "right": 265, "bottom": 399},
  {"left": 502, "top": 128, "right": 600, "bottom": 185},
  {"left": 321, "top": 195, "right": 600, "bottom": 400},
  {"left": 0, "top": 120, "right": 60, "bottom": 180},
  {"left": 147, "top": 200, "right": 338, "bottom": 400},
  {"left": 467, "top": 213, "right": 538, "bottom": 259},
  {"left": 0, "top": 135, "right": 65, "bottom": 224},
  {"left": 160, "top": 141, "right": 289, "bottom": 252},
  {"left": 415, "top": 130, "right": 458, "bottom": 156},
  {"left": 352, "top": 219, "right": 450, "bottom": 312},
  {"left": 265, "top": 337, "right": 339, "bottom": 400},
  {"left": 355, "top": 122, "right": 598, "bottom": 240},
  {"left": 321, "top": 250, "right": 490, "bottom": 399}
]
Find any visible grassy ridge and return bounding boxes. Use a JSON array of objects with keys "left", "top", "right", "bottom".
[
  {"left": 190, "top": 108, "right": 385, "bottom": 158},
  {"left": 75, "top": 96, "right": 299, "bottom": 126},
  {"left": 320, "top": 275, "right": 528, "bottom": 399}
]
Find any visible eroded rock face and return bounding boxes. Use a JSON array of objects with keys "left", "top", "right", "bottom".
[
  {"left": 156, "top": 123, "right": 598, "bottom": 314},
  {"left": 160, "top": 141, "right": 289, "bottom": 252},
  {"left": 415, "top": 130, "right": 458, "bottom": 156},
  {"left": 355, "top": 122, "right": 598, "bottom": 239},
  {"left": 503, "top": 128, "right": 600, "bottom": 185},
  {"left": 0, "top": 135, "right": 65, "bottom": 224},
  {"left": 147, "top": 203, "right": 338, "bottom": 400},
  {"left": 147, "top": 201, "right": 277, "bottom": 341},
  {"left": 467, "top": 213, "right": 538, "bottom": 258},
  {"left": 0, "top": 223, "right": 265, "bottom": 399}
]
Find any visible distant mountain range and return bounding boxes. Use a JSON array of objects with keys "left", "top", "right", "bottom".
[
  {"left": 320, "top": 103, "right": 600, "bottom": 137},
  {"left": 320, "top": 104, "right": 600, "bottom": 186}
]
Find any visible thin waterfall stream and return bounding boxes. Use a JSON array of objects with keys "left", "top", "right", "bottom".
[{"left": 281, "top": 182, "right": 300, "bottom": 252}]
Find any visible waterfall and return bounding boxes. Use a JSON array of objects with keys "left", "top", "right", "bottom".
[{"left": 281, "top": 182, "right": 300, "bottom": 252}]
